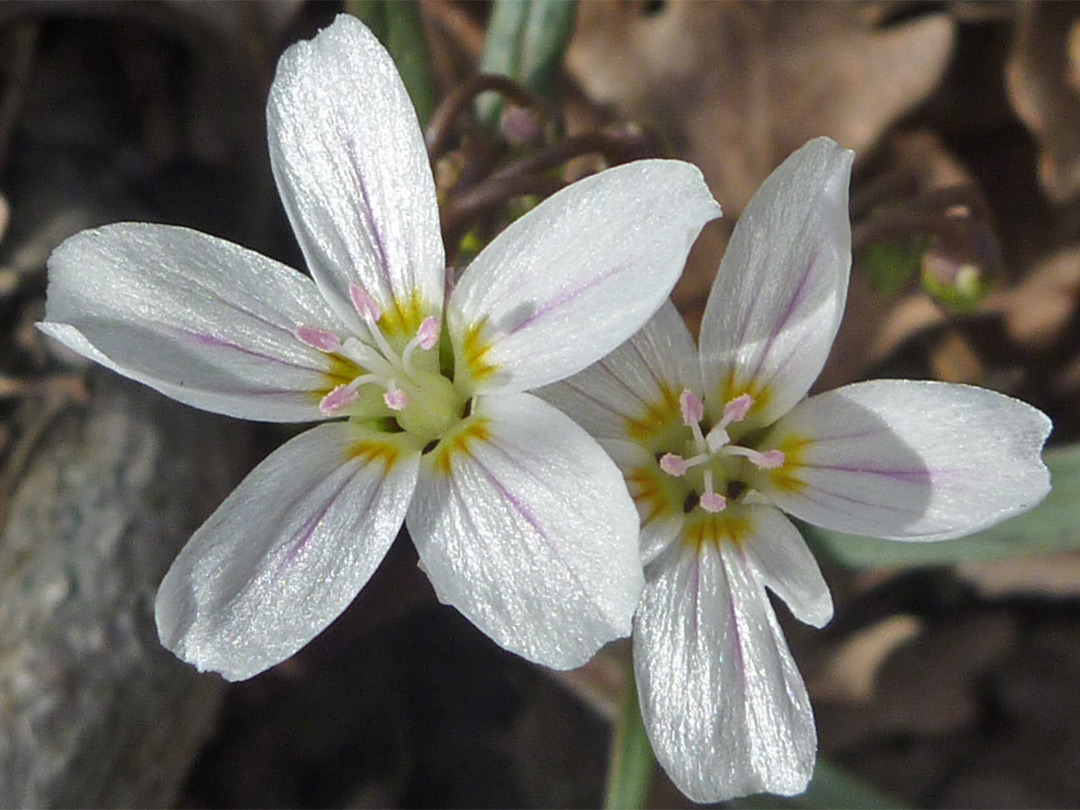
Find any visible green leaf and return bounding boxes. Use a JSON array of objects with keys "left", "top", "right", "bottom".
[
  {"left": 347, "top": 0, "right": 437, "bottom": 125},
  {"left": 726, "top": 760, "right": 906, "bottom": 809},
  {"left": 603, "top": 670, "right": 655, "bottom": 810},
  {"left": 477, "top": 0, "right": 578, "bottom": 129},
  {"left": 807, "top": 443, "right": 1079, "bottom": 569}
]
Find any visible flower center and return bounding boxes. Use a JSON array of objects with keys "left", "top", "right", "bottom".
[
  {"left": 296, "top": 282, "right": 466, "bottom": 442},
  {"left": 658, "top": 390, "right": 784, "bottom": 513}
]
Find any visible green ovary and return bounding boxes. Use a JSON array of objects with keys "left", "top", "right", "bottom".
[{"left": 394, "top": 369, "right": 467, "bottom": 443}]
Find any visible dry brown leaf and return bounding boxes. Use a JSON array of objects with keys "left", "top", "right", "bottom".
[
  {"left": 1006, "top": 2, "right": 1080, "bottom": 204},
  {"left": 990, "top": 245, "right": 1080, "bottom": 350},
  {"left": 567, "top": 2, "right": 954, "bottom": 326},
  {"left": 816, "top": 612, "right": 1017, "bottom": 749},
  {"left": 810, "top": 614, "right": 923, "bottom": 703},
  {"left": 929, "top": 330, "right": 984, "bottom": 384},
  {"left": 957, "top": 552, "right": 1080, "bottom": 598},
  {"left": 869, "top": 293, "right": 947, "bottom": 363},
  {"left": 567, "top": 2, "right": 954, "bottom": 214}
]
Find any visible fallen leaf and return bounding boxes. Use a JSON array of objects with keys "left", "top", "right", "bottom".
[
  {"left": 811, "top": 614, "right": 923, "bottom": 703},
  {"left": 567, "top": 2, "right": 954, "bottom": 214},
  {"left": 957, "top": 551, "right": 1080, "bottom": 598},
  {"left": 990, "top": 245, "right": 1080, "bottom": 350},
  {"left": 1006, "top": 1, "right": 1080, "bottom": 203}
]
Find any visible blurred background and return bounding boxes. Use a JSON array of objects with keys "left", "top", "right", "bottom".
[{"left": 2, "top": 1, "right": 1080, "bottom": 807}]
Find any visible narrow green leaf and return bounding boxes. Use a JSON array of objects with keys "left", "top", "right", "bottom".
[
  {"left": 347, "top": 0, "right": 437, "bottom": 125},
  {"left": 726, "top": 760, "right": 906, "bottom": 809},
  {"left": 517, "top": 0, "right": 578, "bottom": 101},
  {"left": 603, "top": 670, "right": 655, "bottom": 810},
  {"left": 479, "top": 0, "right": 530, "bottom": 80},
  {"left": 478, "top": 0, "right": 578, "bottom": 129},
  {"left": 807, "top": 443, "right": 1079, "bottom": 569},
  {"left": 476, "top": 1, "right": 529, "bottom": 129},
  {"left": 347, "top": 0, "right": 388, "bottom": 41}
]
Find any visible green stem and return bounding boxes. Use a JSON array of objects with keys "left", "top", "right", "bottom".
[{"left": 603, "top": 669, "right": 655, "bottom": 810}]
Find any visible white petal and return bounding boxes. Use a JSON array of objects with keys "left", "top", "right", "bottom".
[
  {"left": 268, "top": 15, "right": 444, "bottom": 330},
  {"left": 739, "top": 505, "right": 833, "bottom": 628},
  {"left": 407, "top": 392, "right": 644, "bottom": 669},
  {"left": 41, "top": 223, "right": 349, "bottom": 422},
  {"left": 536, "top": 299, "right": 702, "bottom": 444},
  {"left": 601, "top": 437, "right": 687, "bottom": 566},
  {"left": 156, "top": 422, "right": 420, "bottom": 681},
  {"left": 449, "top": 160, "right": 720, "bottom": 393},
  {"left": 758, "top": 380, "right": 1053, "bottom": 541},
  {"left": 699, "top": 138, "right": 854, "bottom": 428},
  {"left": 635, "top": 530, "right": 816, "bottom": 803}
]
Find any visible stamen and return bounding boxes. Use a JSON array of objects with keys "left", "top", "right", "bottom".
[
  {"left": 679, "top": 390, "right": 705, "bottom": 426},
  {"left": 722, "top": 445, "right": 786, "bottom": 469},
  {"left": 402, "top": 316, "right": 442, "bottom": 372},
  {"left": 699, "top": 491, "right": 727, "bottom": 513},
  {"left": 722, "top": 393, "right": 754, "bottom": 425},
  {"left": 659, "top": 453, "right": 689, "bottom": 477},
  {"left": 383, "top": 383, "right": 409, "bottom": 411},
  {"left": 677, "top": 390, "right": 710, "bottom": 453},
  {"left": 751, "top": 449, "right": 785, "bottom": 470},
  {"left": 296, "top": 325, "right": 342, "bottom": 353},
  {"left": 349, "top": 282, "right": 382, "bottom": 322},
  {"left": 417, "top": 316, "right": 441, "bottom": 350},
  {"left": 347, "top": 288, "right": 397, "bottom": 365},
  {"left": 340, "top": 337, "right": 394, "bottom": 376},
  {"left": 320, "top": 382, "right": 360, "bottom": 415},
  {"left": 700, "top": 469, "right": 726, "bottom": 512}
]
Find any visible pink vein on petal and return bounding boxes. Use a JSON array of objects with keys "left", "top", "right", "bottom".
[
  {"left": 743, "top": 245, "right": 823, "bottom": 387},
  {"left": 463, "top": 435, "right": 594, "bottom": 599},
  {"left": 178, "top": 328, "right": 325, "bottom": 373},
  {"left": 799, "top": 463, "right": 933, "bottom": 483},
  {"left": 507, "top": 264, "right": 627, "bottom": 334},
  {"left": 273, "top": 462, "right": 385, "bottom": 579}
]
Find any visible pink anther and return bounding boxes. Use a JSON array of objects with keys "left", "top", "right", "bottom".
[
  {"left": 295, "top": 325, "right": 342, "bottom": 353},
  {"left": 699, "top": 492, "right": 727, "bottom": 513},
  {"left": 383, "top": 385, "right": 409, "bottom": 411},
  {"left": 750, "top": 449, "right": 785, "bottom": 470},
  {"left": 659, "top": 453, "right": 689, "bottom": 477},
  {"left": 417, "top": 316, "right": 441, "bottom": 350},
  {"left": 723, "top": 393, "right": 754, "bottom": 424},
  {"left": 320, "top": 383, "right": 358, "bottom": 415},
  {"left": 679, "top": 389, "right": 705, "bottom": 426},
  {"left": 349, "top": 282, "right": 382, "bottom": 322}
]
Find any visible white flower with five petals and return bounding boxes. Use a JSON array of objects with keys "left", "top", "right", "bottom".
[
  {"left": 540, "top": 137, "right": 1051, "bottom": 802},
  {"left": 39, "top": 15, "right": 721, "bottom": 682}
]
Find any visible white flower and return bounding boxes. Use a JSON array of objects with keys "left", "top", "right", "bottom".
[
  {"left": 540, "top": 137, "right": 1052, "bottom": 802},
  {"left": 39, "top": 15, "right": 721, "bottom": 682}
]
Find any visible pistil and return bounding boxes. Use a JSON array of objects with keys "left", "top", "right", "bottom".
[
  {"left": 295, "top": 282, "right": 451, "bottom": 425},
  {"left": 657, "top": 389, "right": 786, "bottom": 513}
]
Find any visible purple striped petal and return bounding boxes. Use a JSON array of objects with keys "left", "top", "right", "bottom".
[
  {"left": 41, "top": 223, "right": 351, "bottom": 422},
  {"left": 449, "top": 160, "right": 720, "bottom": 394},
  {"left": 407, "top": 392, "right": 644, "bottom": 669},
  {"left": 537, "top": 299, "right": 702, "bottom": 448},
  {"left": 699, "top": 137, "right": 853, "bottom": 429},
  {"left": 635, "top": 519, "right": 816, "bottom": 803},
  {"left": 756, "top": 380, "right": 1052, "bottom": 541},
  {"left": 156, "top": 422, "right": 420, "bottom": 681},
  {"left": 268, "top": 15, "right": 444, "bottom": 334}
]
